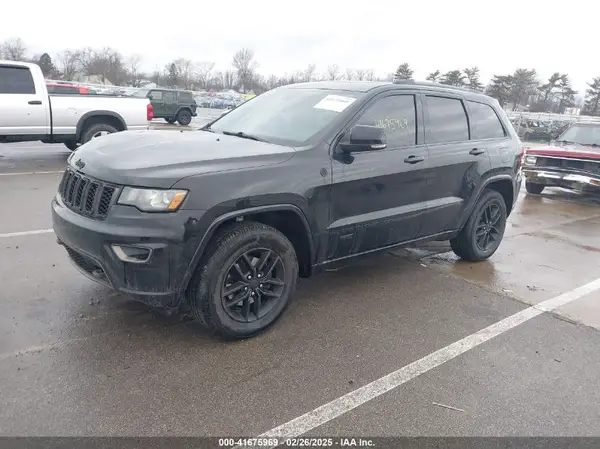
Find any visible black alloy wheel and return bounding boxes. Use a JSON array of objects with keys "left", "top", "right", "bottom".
[
  {"left": 450, "top": 189, "right": 507, "bottom": 261},
  {"left": 474, "top": 202, "right": 502, "bottom": 252},
  {"left": 221, "top": 248, "right": 285, "bottom": 322}
]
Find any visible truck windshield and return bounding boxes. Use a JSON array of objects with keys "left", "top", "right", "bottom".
[
  {"left": 558, "top": 124, "right": 600, "bottom": 146},
  {"left": 208, "top": 87, "right": 364, "bottom": 146}
]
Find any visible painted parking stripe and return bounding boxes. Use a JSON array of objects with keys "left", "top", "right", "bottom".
[
  {"left": 255, "top": 277, "right": 600, "bottom": 446},
  {"left": 0, "top": 229, "right": 54, "bottom": 238}
]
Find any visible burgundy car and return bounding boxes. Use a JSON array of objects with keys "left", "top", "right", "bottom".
[{"left": 522, "top": 122, "right": 600, "bottom": 194}]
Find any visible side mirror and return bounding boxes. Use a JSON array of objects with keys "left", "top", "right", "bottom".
[{"left": 339, "top": 125, "right": 387, "bottom": 153}]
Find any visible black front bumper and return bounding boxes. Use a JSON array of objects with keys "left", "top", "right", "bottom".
[{"left": 52, "top": 195, "right": 205, "bottom": 310}]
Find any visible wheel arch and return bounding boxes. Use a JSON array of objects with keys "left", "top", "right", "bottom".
[
  {"left": 181, "top": 204, "right": 316, "bottom": 294},
  {"left": 458, "top": 174, "right": 515, "bottom": 231},
  {"left": 76, "top": 111, "right": 126, "bottom": 140}
]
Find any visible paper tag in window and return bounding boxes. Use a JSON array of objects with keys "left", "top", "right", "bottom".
[{"left": 313, "top": 95, "right": 356, "bottom": 112}]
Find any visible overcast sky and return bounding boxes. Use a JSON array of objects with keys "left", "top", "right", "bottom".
[{"left": 1, "top": 0, "right": 596, "bottom": 93}]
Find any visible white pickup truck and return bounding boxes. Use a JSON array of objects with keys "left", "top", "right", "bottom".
[{"left": 0, "top": 60, "right": 152, "bottom": 150}]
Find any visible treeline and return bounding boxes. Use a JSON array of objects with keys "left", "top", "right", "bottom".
[{"left": 2, "top": 37, "right": 600, "bottom": 117}]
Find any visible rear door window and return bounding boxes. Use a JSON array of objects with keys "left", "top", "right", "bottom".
[
  {"left": 425, "top": 96, "right": 469, "bottom": 144},
  {"left": 0, "top": 66, "right": 36, "bottom": 94},
  {"left": 162, "top": 92, "right": 176, "bottom": 102},
  {"left": 467, "top": 101, "right": 506, "bottom": 139}
]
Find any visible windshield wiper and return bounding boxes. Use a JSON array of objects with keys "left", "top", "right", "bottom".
[
  {"left": 555, "top": 140, "right": 577, "bottom": 144},
  {"left": 221, "top": 130, "right": 269, "bottom": 143}
]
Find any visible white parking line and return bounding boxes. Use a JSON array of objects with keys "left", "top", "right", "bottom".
[
  {"left": 0, "top": 229, "right": 54, "bottom": 238},
  {"left": 257, "top": 277, "right": 600, "bottom": 445},
  {"left": 0, "top": 170, "right": 63, "bottom": 176}
]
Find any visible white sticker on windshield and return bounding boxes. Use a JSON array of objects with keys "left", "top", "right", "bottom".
[{"left": 313, "top": 95, "right": 356, "bottom": 112}]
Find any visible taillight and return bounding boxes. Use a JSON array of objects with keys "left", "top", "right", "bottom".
[
  {"left": 79, "top": 87, "right": 89, "bottom": 94},
  {"left": 146, "top": 103, "right": 154, "bottom": 121}
]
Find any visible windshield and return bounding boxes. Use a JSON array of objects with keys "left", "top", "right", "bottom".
[
  {"left": 208, "top": 87, "right": 364, "bottom": 146},
  {"left": 132, "top": 89, "right": 150, "bottom": 98},
  {"left": 558, "top": 124, "right": 600, "bottom": 146}
]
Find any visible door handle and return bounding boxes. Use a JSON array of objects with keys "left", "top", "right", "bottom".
[
  {"left": 28, "top": 100, "right": 42, "bottom": 105},
  {"left": 469, "top": 148, "right": 485, "bottom": 155},
  {"left": 404, "top": 155, "right": 425, "bottom": 164}
]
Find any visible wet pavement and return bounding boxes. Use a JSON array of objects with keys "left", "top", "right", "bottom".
[{"left": 1, "top": 128, "right": 600, "bottom": 439}]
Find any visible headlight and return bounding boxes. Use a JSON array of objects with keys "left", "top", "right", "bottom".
[
  {"left": 525, "top": 155, "right": 537, "bottom": 165},
  {"left": 117, "top": 187, "right": 188, "bottom": 212}
]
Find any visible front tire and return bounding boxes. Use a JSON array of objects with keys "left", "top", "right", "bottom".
[
  {"left": 187, "top": 222, "right": 298, "bottom": 339},
  {"left": 450, "top": 189, "right": 507, "bottom": 262},
  {"left": 525, "top": 182, "right": 545, "bottom": 194},
  {"left": 81, "top": 123, "right": 118, "bottom": 144},
  {"left": 176, "top": 109, "right": 192, "bottom": 126}
]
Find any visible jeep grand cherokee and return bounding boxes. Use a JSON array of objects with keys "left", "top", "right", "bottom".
[{"left": 52, "top": 80, "right": 523, "bottom": 339}]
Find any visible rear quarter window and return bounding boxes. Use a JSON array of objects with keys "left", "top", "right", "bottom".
[
  {"left": 468, "top": 101, "right": 506, "bottom": 139},
  {"left": 179, "top": 92, "right": 193, "bottom": 102},
  {"left": 0, "top": 66, "right": 36, "bottom": 94}
]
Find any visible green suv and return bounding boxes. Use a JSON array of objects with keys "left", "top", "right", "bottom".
[{"left": 133, "top": 88, "right": 198, "bottom": 125}]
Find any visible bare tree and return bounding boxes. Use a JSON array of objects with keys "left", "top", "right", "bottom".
[
  {"left": 355, "top": 69, "right": 367, "bottom": 81},
  {"left": 0, "top": 37, "right": 27, "bottom": 61},
  {"left": 303, "top": 64, "right": 316, "bottom": 82},
  {"left": 232, "top": 48, "right": 258, "bottom": 92},
  {"left": 364, "top": 69, "right": 376, "bottom": 81},
  {"left": 195, "top": 61, "right": 215, "bottom": 89},
  {"left": 327, "top": 64, "right": 341, "bottom": 80},
  {"left": 345, "top": 68, "right": 355, "bottom": 81},
  {"left": 222, "top": 70, "right": 237, "bottom": 90},
  {"left": 57, "top": 50, "right": 79, "bottom": 81},
  {"left": 126, "top": 55, "right": 146, "bottom": 87}
]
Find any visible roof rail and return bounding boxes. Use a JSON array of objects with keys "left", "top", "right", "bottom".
[{"left": 392, "top": 79, "right": 483, "bottom": 94}]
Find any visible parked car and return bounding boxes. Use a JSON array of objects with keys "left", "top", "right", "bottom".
[
  {"left": 52, "top": 80, "right": 523, "bottom": 339},
  {"left": 133, "top": 88, "right": 197, "bottom": 125},
  {"left": 523, "top": 122, "right": 600, "bottom": 194},
  {"left": 0, "top": 61, "right": 152, "bottom": 151}
]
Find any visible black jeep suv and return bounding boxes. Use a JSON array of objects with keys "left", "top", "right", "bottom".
[{"left": 52, "top": 81, "right": 523, "bottom": 339}]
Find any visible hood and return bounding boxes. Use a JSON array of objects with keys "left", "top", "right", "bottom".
[
  {"left": 526, "top": 141, "right": 600, "bottom": 161},
  {"left": 69, "top": 130, "right": 296, "bottom": 188}
]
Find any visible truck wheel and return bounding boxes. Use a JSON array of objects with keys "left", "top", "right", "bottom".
[
  {"left": 525, "top": 182, "right": 545, "bottom": 194},
  {"left": 176, "top": 109, "right": 192, "bottom": 126},
  {"left": 81, "top": 123, "right": 118, "bottom": 144},
  {"left": 450, "top": 189, "right": 507, "bottom": 262},
  {"left": 64, "top": 140, "right": 79, "bottom": 151},
  {"left": 187, "top": 221, "right": 298, "bottom": 339}
]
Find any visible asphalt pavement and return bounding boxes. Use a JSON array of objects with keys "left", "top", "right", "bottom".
[{"left": 1, "top": 120, "right": 600, "bottom": 440}]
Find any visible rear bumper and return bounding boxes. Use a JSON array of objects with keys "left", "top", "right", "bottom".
[
  {"left": 523, "top": 168, "right": 600, "bottom": 191},
  {"left": 52, "top": 195, "right": 206, "bottom": 310}
]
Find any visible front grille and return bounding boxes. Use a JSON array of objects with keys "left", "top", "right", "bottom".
[
  {"left": 536, "top": 157, "right": 600, "bottom": 175},
  {"left": 58, "top": 168, "right": 119, "bottom": 219}
]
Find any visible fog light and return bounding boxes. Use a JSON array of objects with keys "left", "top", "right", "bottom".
[{"left": 112, "top": 244, "right": 152, "bottom": 263}]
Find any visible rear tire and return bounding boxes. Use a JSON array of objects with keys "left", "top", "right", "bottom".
[
  {"left": 81, "top": 123, "right": 118, "bottom": 144},
  {"left": 187, "top": 222, "right": 298, "bottom": 340},
  {"left": 525, "top": 182, "right": 545, "bottom": 194},
  {"left": 176, "top": 109, "right": 192, "bottom": 126},
  {"left": 450, "top": 189, "right": 507, "bottom": 262}
]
